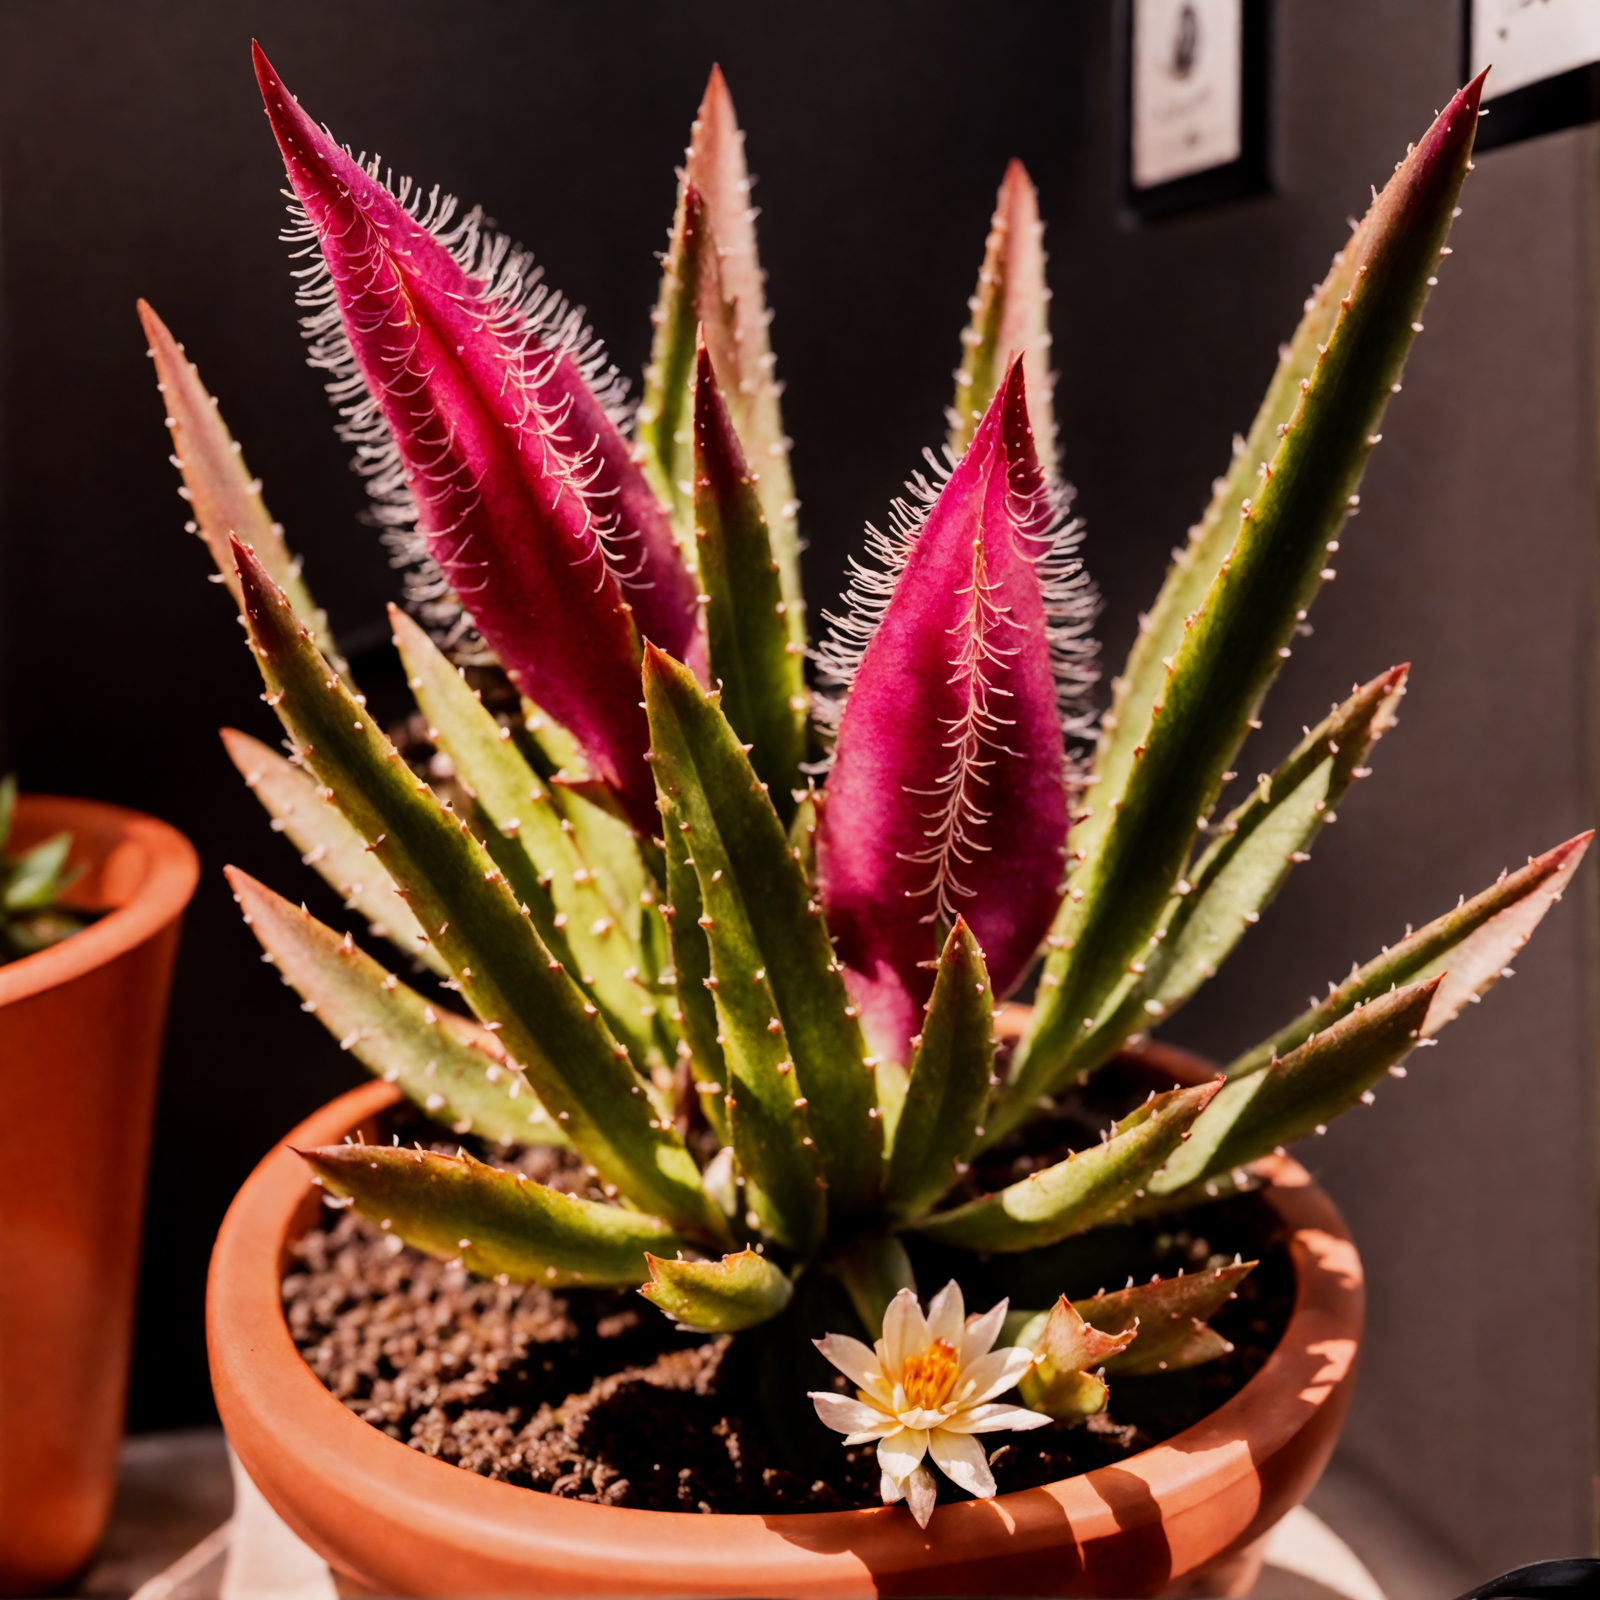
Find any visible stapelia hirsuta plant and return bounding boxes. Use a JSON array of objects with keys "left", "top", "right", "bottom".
[
  {"left": 146, "top": 52, "right": 1590, "bottom": 1523},
  {"left": 0, "top": 776, "right": 87, "bottom": 962}
]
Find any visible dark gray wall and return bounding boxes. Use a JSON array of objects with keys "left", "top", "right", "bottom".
[{"left": 1, "top": 0, "right": 1593, "bottom": 1574}]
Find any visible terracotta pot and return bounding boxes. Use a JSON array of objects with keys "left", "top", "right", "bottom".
[
  {"left": 210, "top": 1042, "right": 1363, "bottom": 1599},
  {"left": 0, "top": 796, "right": 199, "bottom": 1596}
]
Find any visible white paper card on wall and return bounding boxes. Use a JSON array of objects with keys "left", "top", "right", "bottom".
[
  {"left": 1131, "top": 0, "right": 1243, "bottom": 190},
  {"left": 1470, "top": 0, "right": 1600, "bottom": 100}
]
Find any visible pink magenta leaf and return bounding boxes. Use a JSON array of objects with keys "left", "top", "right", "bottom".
[
  {"left": 253, "top": 45, "right": 700, "bottom": 835},
  {"left": 817, "top": 363, "right": 1076, "bottom": 1063}
]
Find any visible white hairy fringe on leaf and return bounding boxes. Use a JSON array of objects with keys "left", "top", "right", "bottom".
[
  {"left": 280, "top": 145, "right": 636, "bottom": 665},
  {"left": 813, "top": 445, "right": 1100, "bottom": 761}
]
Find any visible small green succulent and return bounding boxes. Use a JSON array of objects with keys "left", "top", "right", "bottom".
[{"left": 0, "top": 777, "right": 85, "bottom": 963}]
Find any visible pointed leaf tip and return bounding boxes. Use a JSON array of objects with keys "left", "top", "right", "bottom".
[
  {"left": 140, "top": 299, "right": 336, "bottom": 660},
  {"left": 306, "top": 1143, "right": 686, "bottom": 1286},
  {"left": 254, "top": 57, "right": 699, "bottom": 835},
  {"left": 675, "top": 68, "right": 800, "bottom": 620},
  {"left": 950, "top": 168, "right": 1056, "bottom": 476},
  {"left": 690, "top": 343, "right": 806, "bottom": 811},
  {"left": 1009, "top": 84, "right": 1478, "bottom": 1128},
  {"left": 819, "top": 368, "right": 1074, "bottom": 1062},
  {"left": 1227, "top": 832, "right": 1591, "bottom": 1078}
]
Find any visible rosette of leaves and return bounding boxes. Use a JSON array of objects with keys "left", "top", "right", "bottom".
[
  {"left": 145, "top": 52, "right": 1584, "bottom": 1453},
  {"left": 0, "top": 777, "right": 86, "bottom": 962}
]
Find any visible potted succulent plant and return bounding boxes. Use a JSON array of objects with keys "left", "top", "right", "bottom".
[
  {"left": 0, "top": 784, "right": 198, "bottom": 1595},
  {"left": 163, "top": 47, "right": 1580, "bottom": 1598}
]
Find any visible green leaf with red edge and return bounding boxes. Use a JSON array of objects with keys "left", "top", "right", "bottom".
[
  {"left": 1003, "top": 1259, "right": 1255, "bottom": 1379},
  {"left": 1007, "top": 79, "right": 1485, "bottom": 1132},
  {"left": 221, "top": 726, "right": 446, "bottom": 978},
  {"left": 139, "top": 299, "right": 341, "bottom": 670},
  {"left": 948, "top": 161, "right": 1057, "bottom": 479},
  {"left": 1065, "top": 665, "right": 1408, "bottom": 1071},
  {"left": 1015, "top": 1296, "right": 1133, "bottom": 1418},
  {"left": 227, "top": 866, "right": 564, "bottom": 1146},
  {"left": 665, "top": 72, "right": 800, "bottom": 630},
  {"left": 1229, "top": 831, "right": 1592, "bottom": 1076},
  {"left": 305, "top": 1144, "right": 686, "bottom": 1286},
  {"left": 389, "top": 605, "right": 668, "bottom": 1071},
  {"left": 1150, "top": 977, "right": 1441, "bottom": 1197},
  {"left": 637, "top": 183, "right": 740, "bottom": 544},
  {"left": 693, "top": 343, "right": 806, "bottom": 815},
  {"left": 907, "top": 1081, "right": 1220, "bottom": 1252},
  {"left": 232, "top": 537, "right": 724, "bottom": 1241}
]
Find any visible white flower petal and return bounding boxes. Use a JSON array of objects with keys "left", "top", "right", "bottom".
[
  {"left": 905, "top": 1463, "right": 939, "bottom": 1529},
  {"left": 930, "top": 1427, "right": 997, "bottom": 1499},
  {"left": 881, "top": 1289, "right": 927, "bottom": 1376},
  {"left": 926, "top": 1280, "right": 965, "bottom": 1347},
  {"left": 960, "top": 1297, "right": 1009, "bottom": 1364},
  {"left": 959, "top": 1344, "right": 1038, "bottom": 1405},
  {"left": 880, "top": 1469, "right": 905, "bottom": 1506},
  {"left": 877, "top": 1426, "right": 930, "bottom": 1484},
  {"left": 899, "top": 1404, "right": 956, "bottom": 1432},
  {"left": 844, "top": 1429, "right": 894, "bottom": 1446},
  {"left": 815, "top": 1333, "right": 889, "bottom": 1401},
  {"left": 942, "top": 1401, "right": 1055, "bottom": 1434},
  {"left": 810, "top": 1391, "right": 893, "bottom": 1436}
]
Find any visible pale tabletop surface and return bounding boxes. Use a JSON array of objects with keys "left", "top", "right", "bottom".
[{"left": 56, "top": 1429, "right": 1476, "bottom": 1600}]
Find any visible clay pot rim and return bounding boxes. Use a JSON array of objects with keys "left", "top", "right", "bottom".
[
  {"left": 209, "top": 1059, "right": 1364, "bottom": 1587},
  {"left": 0, "top": 795, "right": 200, "bottom": 1007}
]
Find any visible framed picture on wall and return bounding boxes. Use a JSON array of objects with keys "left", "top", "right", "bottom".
[
  {"left": 1465, "top": 0, "right": 1600, "bottom": 151},
  {"left": 1121, "top": 0, "right": 1270, "bottom": 222}
]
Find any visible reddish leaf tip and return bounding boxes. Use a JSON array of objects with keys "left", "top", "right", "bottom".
[{"left": 1000, "top": 157, "right": 1036, "bottom": 198}]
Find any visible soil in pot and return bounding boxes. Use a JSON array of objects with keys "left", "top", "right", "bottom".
[{"left": 283, "top": 1071, "right": 1294, "bottom": 1518}]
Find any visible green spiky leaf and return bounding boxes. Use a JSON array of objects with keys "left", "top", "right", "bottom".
[
  {"left": 1229, "top": 831, "right": 1591, "bottom": 1076},
  {"left": 233, "top": 538, "right": 724, "bottom": 1240},
  {"left": 139, "top": 299, "right": 342, "bottom": 670},
  {"left": 304, "top": 1144, "right": 685, "bottom": 1286},
  {"left": 661, "top": 809, "right": 729, "bottom": 1145},
  {"left": 642, "top": 1247, "right": 794, "bottom": 1331},
  {"left": 221, "top": 726, "right": 447, "bottom": 977},
  {"left": 1065, "top": 665, "right": 1407, "bottom": 1071},
  {"left": 693, "top": 344, "right": 806, "bottom": 815},
  {"left": 883, "top": 918, "right": 995, "bottom": 1220},
  {"left": 228, "top": 867, "right": 564, "bottom": 1145},
  {"left": 1004, "top": 1259, "right": 1254, "bottom": 1379},
  {"left": 1006, "top": 83, "right": 1482, "bottom": 1130},
  {"left": 1149, "top": 978, "right": 1440, "bottom": 1197},
  {"left": 909, "top": 1080, "right": 1220, "bottom": 1252},
  {"left": 948, "top": 160, "right": 1056, "bottom": 479},
  {"left": 637, "top": 185, "right": 737, "bottom": 543},
  {"left": 643, "top": 645, "right": 880, "bottom": 1223},
  {"left": 389, "top": 606, "right": 666, "bottom": 1069}
]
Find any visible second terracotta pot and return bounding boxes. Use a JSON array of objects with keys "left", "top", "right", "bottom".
[
  {"left": 210, "top": 1043, "right": 1364, "bottom": 1598},
  {"left": 0, "top": 796, "right": 199, "bottom": 1596}
]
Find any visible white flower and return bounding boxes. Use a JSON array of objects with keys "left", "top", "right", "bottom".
[{"left": 808, "top": 1281, "right": 1052, "bottom": 1528}]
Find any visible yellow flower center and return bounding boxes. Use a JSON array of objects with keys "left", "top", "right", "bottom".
[{"left": 901, "top": 1338, "right": 960, "bottom": 1409}]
